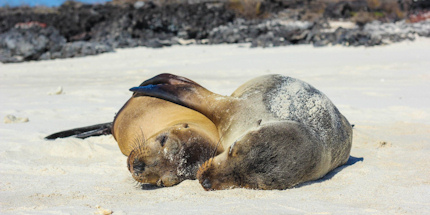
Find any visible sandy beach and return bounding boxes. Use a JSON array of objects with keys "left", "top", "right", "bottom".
[{"left": 1, "top": 39, "right": 429, "bottom": 214}]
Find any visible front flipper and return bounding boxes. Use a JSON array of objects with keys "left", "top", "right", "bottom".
[
  {"left": 130, "top": 84, "right": 188, "bottom": 108},
  {"left": 138, "top": 73, "right": 200, "bottom": 87},
  {"left": 45, "top": 122, "right": 112, "bottom": 140},
  {"left": 130, "top": 74, "right": 224, "bottom": 123}
]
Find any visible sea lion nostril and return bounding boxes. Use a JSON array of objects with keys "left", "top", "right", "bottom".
[
  {"left": 202, "top": 178, "right": 212, "bottom": 189},
  {"left": 133, "top": 160, "right": 146, "bottom": 173}
]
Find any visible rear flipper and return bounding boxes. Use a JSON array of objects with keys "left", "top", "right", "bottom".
[{"left": 45, "top": 122, "right": 112, "bottom": 140}]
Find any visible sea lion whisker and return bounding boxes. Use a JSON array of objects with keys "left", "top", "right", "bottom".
[
  {"left": 131, "top": 132, "right": 145, "bottom": 154},
  {"left": 136, "top": 127, "right": 146, "bottom": 153},
  {"left": 131, "top": 137, "right": 139, "bottom": 151},
  {"left": 211, "top": 132, "right": 225, "bottom": 159}
]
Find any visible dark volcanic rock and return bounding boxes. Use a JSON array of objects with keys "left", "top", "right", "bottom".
[
  {"left": 1, "top": 1, "right": 430, "bottom": 63},
  {"left": 0, "top": 2, "right": 236, "bottom": 46},
  {"left": 0, "top": 2, "right": 235, "bottom": 62},
  {"left": 324, "top": 1, "right": 367, "bottom": 19},
  {"left": 209, "top": 19, "right": 314, "bottom": 47},
  {"left": 88, "top": 2, "right": 236, "bottom": 48},
  {"left": 0, "top": 24, "right": 113, "bottom": 63},
  {"left": 40, "top": 41, "right": 114, "bottom": 60},
  {"left": 310, "top": 20, "right": 430, "bottom": 47},
  {"left": 0, "top": 25, "right": 66, "bottom": 63}
]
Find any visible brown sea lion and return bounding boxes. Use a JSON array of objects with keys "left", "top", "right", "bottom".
[
  {"left": 114, "top": 93, "right": 222, "bottom": 187},
  {"left": 130, "top": 73, "right": 353, "bottom": 190},
  {"left": 45, "top": 82, "right": 222, "bottom": 187}
]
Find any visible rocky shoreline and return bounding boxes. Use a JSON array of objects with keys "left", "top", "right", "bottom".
[{"left": 1, "top": 1, "right": 429, "bottom": 63}]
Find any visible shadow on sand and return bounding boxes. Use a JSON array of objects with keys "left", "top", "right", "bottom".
[
  {"left": 140, "top": 183, "right": 164, "bottom": 190},
  {"left": 295, "top": 156, "right": 364, "bottom": 188}
]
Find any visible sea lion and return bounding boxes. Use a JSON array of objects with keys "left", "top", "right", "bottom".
[
  {"left": 45, "top": 83, "right": 222, "bottom": 187},
  {"left": 114, "top": 94, "right": 222, "bottom": 187},
  {"left": 130, "top": 73, "right": 353, "bottom": 190}
]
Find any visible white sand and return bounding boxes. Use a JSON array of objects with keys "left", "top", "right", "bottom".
[{"left": 1, "top": 39, "right": 429, "bottom": 214}]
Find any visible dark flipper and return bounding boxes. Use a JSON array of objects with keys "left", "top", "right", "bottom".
[
  {"left": 138, "top": 73, "right": 199, "bottom": 87},
  {"left": 131, "top": 73, "right": 210, "bottom": 108},
  {"left": 45, "top": 122, "right": 113, "bottom": 140},
  {"left": 130, "top": 73, "right": 223, "bottom": 123},
  {"left": 130, "top": 84, "right": 188, "bottom": 108}
]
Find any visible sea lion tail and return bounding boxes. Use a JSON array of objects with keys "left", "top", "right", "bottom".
[{"left": 44, "top": 122, "right": 112, "bottom": 140}]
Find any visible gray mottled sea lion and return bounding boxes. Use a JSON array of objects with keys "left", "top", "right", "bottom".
[{"left": 130, "top": 73, "right": 353, "bottom": 190}]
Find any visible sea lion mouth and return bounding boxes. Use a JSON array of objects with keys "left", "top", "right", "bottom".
[{"left": 156, "top": 179, "right": 165, "bottom": 187}]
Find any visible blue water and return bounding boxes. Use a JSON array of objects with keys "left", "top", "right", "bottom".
[{"left": 0, "top": 0, "right": 110, "bottom": 7}]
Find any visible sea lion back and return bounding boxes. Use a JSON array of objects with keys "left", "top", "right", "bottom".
[{"left": 264, "top": 75, "right": 352, "bottom": 169}]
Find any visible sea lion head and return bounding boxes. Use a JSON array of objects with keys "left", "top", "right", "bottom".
[
  {"left": 197, "top": 122, "right": 317, "bottom": 190},
  {"left": 196, "top": 134, "right": 258, "bottom": 191},
  {"left": 127, "top": 123, "right": 219, "bottom": 187}
]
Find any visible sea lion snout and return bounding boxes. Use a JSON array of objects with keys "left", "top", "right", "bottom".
[
  {"left": 201, "top": 179, "right": 212, "bottom": 190},
  {"left": 197, "top": 157, "right": 234, "bottom": 191},
  {"left": 197, "top": 159, "right": 239, "bottom": 191},
  {"left": 127, "top": 150, "right": 146, "bottom": 175},
  {"left": 197, "top": 158, "right": 213, "bottom": 190}
]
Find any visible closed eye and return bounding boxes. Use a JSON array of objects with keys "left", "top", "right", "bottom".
[{"left": 157, "top": 135, "right": 168, "bottom": 147}]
